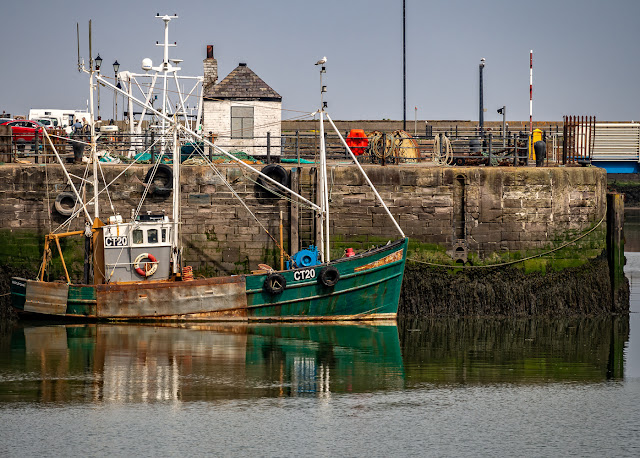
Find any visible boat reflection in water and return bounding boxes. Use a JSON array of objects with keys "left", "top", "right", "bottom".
[
  {"left": 0, "top": 315, "right": 628, "bottom": 404},
  {"left": 2, "top": 323, "right": 404, "bottom": 403}
]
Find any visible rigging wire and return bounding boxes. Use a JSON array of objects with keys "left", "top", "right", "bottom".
[{"left": 100, "top": 74, "right": 315, "bottom": 114}]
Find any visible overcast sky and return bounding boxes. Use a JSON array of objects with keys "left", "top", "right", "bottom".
[{"left": 1, "top": 0, "right": 639, "bottom": 122}]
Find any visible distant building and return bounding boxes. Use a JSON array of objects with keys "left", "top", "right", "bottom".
[{"left": 202, "top": 46, "right": 282, "bottom": 157}]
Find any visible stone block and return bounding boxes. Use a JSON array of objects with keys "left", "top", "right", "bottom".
[
  {"left": 188, "top": 193, "right": 212, "bottom": 205},
  {"left": 222, "top": 247, "right": 241, "bottom": 263},
  {"left": 503, "top": 198, "right": 522, "bottom": 209}
]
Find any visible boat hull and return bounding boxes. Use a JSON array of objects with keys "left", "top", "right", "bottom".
[{"left": 11, "top": 238, "right": 408, "bottom": 322}]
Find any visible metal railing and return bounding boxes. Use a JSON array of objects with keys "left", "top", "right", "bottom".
[{"left": 2, "top": 127, "right": 577, "bottom": 167}]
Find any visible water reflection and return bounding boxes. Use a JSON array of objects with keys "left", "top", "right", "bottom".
[
  {"left": 399, "top": 317, "right": 629, "bottom": 385},
  {"left": 0, "top": 316, "right": 629, "bottom": 404},
  {"left": 625, "top": 209, "right": 640, "bottom": 252}
]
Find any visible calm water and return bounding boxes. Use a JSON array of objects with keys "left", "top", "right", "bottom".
[{"left": 2, "top": 219, "right": 640, "bottom": 456}]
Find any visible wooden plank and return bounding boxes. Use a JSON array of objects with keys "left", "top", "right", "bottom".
[{"left": 24, "top": 281, "right": 68, "bottom": 315}]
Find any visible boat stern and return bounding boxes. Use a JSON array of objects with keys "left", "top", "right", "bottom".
[{"left": 10, "top": 277, "right": 27, "bottom": 311}]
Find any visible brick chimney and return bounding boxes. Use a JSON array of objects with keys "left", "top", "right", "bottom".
[{"left": 203, "top": 45, "right": 218, "bottom": 90}]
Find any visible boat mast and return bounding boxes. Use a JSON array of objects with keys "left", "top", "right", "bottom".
[
  {"left": 158, "top": 14, "right": 177, "bottom": 155},
  {"left": 172, "top": 120, "right": 181, "bottom": 274},
  {"left": 317, "top": 63, "right": 329, "bottom": 262},
  {"left": 88, "top": 20, "right": 99, "bottom": 219}
]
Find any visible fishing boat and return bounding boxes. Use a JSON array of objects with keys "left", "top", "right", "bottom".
[{"left": 10, "top": 15, "right": 408, "bottom": 321}]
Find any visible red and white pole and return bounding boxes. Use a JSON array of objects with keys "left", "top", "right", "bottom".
[{"left": 529, "top": 50, "right": 533, "bottom": 160}]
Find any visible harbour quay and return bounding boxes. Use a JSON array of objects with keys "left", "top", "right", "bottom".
[{"left": 0, "top": 162, "right": 626, "bottom": 317}]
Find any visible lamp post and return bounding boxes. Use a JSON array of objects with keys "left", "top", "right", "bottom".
[
  {"left": 113, "top": 60, "right": 120, "bottom": 122},
  {"left": 497, "top": 106, "right": 506, "bottom": 148},
  {"left": 479, "top": 57, "right": 485, "bottom": 138},
  {"left": 94, "top": 54, "right": 102, "bottom": 119},
  {"left": 402, "top": 0, "right": 406, "bottom": 131}
]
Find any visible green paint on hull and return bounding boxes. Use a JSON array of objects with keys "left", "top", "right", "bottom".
[
  {"left": 67, "top": 285, "right": 97, "bottom": 316},
  {"left": 246, "top": 238, "right": 408, "bottom": 319}
]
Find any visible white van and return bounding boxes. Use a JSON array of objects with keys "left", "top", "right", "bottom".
[{"left": 28, "top": 109, "right": 90, "bottom": 134}]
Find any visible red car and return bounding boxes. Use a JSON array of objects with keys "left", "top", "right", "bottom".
[{"left": 0, "top": 119, "right": 45, "bottom": 144}]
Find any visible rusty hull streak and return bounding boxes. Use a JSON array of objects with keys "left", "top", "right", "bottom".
[
  {"left": 354, "top": 249, "right": 403, "bottom": 272},
  {"left": 96, "top": 275, "right": 248, "bottom": 319}
]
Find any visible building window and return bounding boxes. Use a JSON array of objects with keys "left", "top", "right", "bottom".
[{"left": 231, "top": 106, "right": 254, "bottom": 139}]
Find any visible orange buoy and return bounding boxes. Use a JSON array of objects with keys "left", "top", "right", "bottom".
[{"left": 346, "top": 129, "right": 368, "bottom": 156}]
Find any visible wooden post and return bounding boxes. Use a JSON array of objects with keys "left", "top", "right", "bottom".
[
  {"left": 279, "top": 210, "right": 284, "bottom": 271},
  {"left": 290, "top": 167, "right": 299, "bottom": 256},
  {"left": 0, "top": 125, "right": 11, "bottom": 163},
  {"left": 607, "top": 193, "right": 625, "bottom": 310},
  {"left": 266, "top": 131, "right": 271, "bottom": 164},
  {"left": 83, "top": 227, "right": 91, "bottom": 285},
  {"left": 34, "top": 127, "right": 40, "bottom": 164},
  {"left": 313, "top": 167, "right": 321, "bottom": 251},
  {"left": 208, "top": 131, "right": 213, "bottom": 162},
  {"left": 488, "top": 133, "right": 492, "bottom": 166}
]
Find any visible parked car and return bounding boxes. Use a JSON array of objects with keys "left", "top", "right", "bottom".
[{"left": 0, "top": 119, "right": 45, "bottom": 144}]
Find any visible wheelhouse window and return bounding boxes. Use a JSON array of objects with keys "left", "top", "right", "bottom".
[
  {"left": 132, "top": 229, "right": 143, "bottom": 244},
  {"left": 231, "top": 106, "right": 254, "bottom": 139},
  {"left": 162, "top": 228, "right": 167, "bottom": 243},
  {"left": 147, "top": 229, "right": 158, "bottom": 244}
]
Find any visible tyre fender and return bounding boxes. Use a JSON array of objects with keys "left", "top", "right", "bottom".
[
  {"left": 144, "top": 164, "right": 173, "bottom": 197},
  {"left": 54, "top": 191, "right": 78, "bottom": 216},
  {"left": 257, "top": 164, "right": 289, "bottom": 198},
  {"left": 318, "top": 266, "right": 340, "bottom": 287},
  {"left": 264, "top": 273, "right": 286, "bottom": 294}
]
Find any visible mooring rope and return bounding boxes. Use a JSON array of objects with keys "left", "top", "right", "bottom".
[{"left": 408, "top": 214, "right": 606, "bottom": 269}]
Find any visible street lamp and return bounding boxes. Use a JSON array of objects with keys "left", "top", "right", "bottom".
[
  {"left": 497, "top": 106, "right": 506, "bottom": 148},
  {"left": 113, "top": 60, "right": 120, "bottom": 122},
  {"left": 479, "top": 58, "right": 485, "bottom": 138},
  {"left": 95, "top": 54, "right": 102, "bottom": 119}
]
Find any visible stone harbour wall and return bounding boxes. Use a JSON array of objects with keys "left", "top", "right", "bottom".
[{"left": 0, "top": 163, "right": 607, "bottom": 280}]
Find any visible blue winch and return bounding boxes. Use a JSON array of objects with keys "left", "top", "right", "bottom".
[{"left": 287, "top": 245, "right": 319, "bottom": 269}]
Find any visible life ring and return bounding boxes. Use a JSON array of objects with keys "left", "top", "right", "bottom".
[
  {"left": 134, "top": 253, "right": 158, "bottom": 277},
  {"left": 264, "top": 273, "right": 286, "bottom": 294},
  {"left": 257, "top": 164, "right": 289, "bottom": 198},
  {"left": 54, "top": 191, "right": 78, "bottom": 216},
  {"left": 318, "top": 266, "right": 340, "bottom": 287},
  {"left": 144, "top": 164, "right": 173, "bottom": 197}
]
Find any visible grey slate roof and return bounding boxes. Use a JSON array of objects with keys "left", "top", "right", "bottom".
[{"left": 204, "top": 64, "right": 282, "bottom": 101}]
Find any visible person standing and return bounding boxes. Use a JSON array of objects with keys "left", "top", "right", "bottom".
[{"left": 71, "top": 118, "right": 85, "bottom": 163}]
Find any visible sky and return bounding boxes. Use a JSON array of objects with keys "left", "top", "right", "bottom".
[{"left": 1, "top": 0, "right": 639, "bottom": 122}]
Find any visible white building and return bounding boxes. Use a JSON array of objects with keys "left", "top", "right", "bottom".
[{"left": 202, "top": 46, "right": 282, "bottom": 157}]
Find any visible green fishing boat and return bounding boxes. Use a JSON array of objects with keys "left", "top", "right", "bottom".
[{"left": 10, "top": 14, "right": 408, "bottom": 322}]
